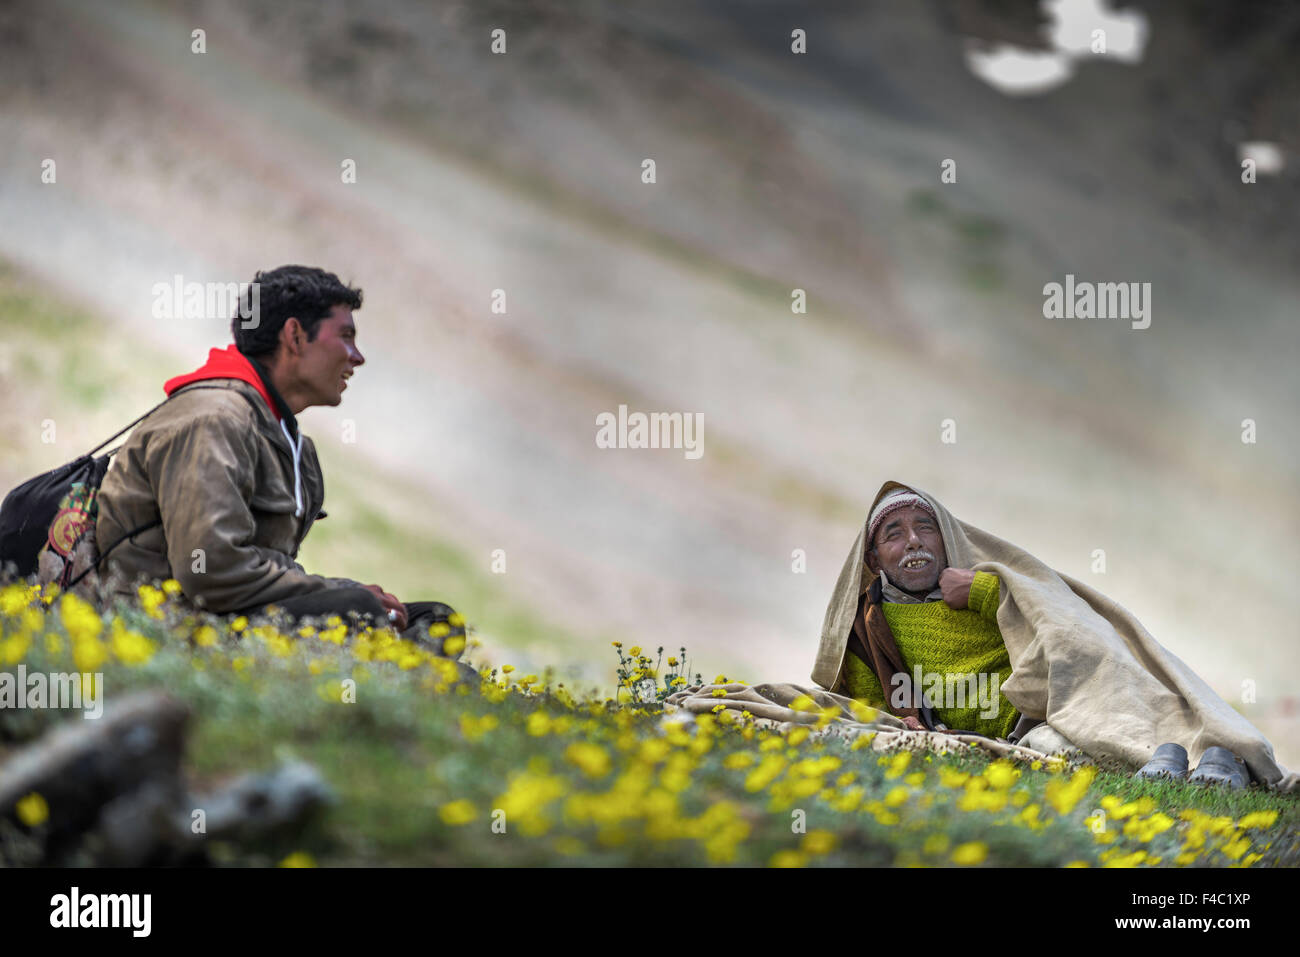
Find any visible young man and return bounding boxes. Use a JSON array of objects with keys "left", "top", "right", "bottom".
[{"left": 95, "top": 265, "right": 462, "bottom": 654}]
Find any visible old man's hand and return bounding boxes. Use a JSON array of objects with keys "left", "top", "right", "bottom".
[{"left": 939, "top": 568, "right": 977, "bottom": 610}]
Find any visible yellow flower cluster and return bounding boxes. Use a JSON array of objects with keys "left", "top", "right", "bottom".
[
  {"left": 1168, "top": 807, "right": 1273, "bottom": 867},
  {"left": 493, "top": 762, "right": 570, "bottom": 837},
  {"left": 5, "top": 580, "right": 1294, "bottom": 869},
  {"left": 1044, "top": 765, "right": 1096, "bottom": 815}
]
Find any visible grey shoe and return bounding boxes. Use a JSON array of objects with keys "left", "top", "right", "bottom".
[
  {"left": 1134, "top": 742, "right": 1188, "bottom": 780},
  {"left": 1188, "top": 746, "right": 1250, "bottom": 788}
]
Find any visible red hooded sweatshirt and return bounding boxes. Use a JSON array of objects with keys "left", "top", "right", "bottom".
[
  {"left": 162, "top": 344, "right": 307, "bottom": 518},
  {"left": 162, "top": 344, "right": 280, "bottom": 420}
]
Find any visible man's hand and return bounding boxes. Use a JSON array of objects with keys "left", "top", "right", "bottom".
[
  {"left": 363, "top": 584, "right": 408, "bottom": 630},
  {"left": 939, "top": 568, "right": 977, "bottom": 610}
]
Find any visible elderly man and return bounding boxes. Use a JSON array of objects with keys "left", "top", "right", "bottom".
[
  {"left": 812, "top": 481, "right": 1296, "bottom": 790},
  {"left": 842, "top": 490, "right": 1023, "bottom": 742}
]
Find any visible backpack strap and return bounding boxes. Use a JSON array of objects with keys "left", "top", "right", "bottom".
[
  {"left": 67, "top": 382, "right": 270, "bottom": 591},
  {"left": 66, "top": 517, "right": 163, "bottom": 589},
  {"left": 87, "top": 397, "right": 174, "bottom": 456},
  {"left": 57, "top": 398, "right": 172, "bottom": 588}
]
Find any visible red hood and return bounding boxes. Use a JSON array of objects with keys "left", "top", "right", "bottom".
[{"left": 163, "top": 344, "right": 281, "bottom": 422}]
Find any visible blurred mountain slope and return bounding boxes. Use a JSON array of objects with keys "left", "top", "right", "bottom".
[{"left": 0, "top": 0, "right": 1294, "bottom": 761}]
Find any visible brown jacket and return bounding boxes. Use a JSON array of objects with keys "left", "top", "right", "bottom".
[{"left": 95, "top": 376, "right": 359, "bottom": 614}]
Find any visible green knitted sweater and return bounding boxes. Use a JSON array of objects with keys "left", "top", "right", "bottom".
[{"left": 843, "top": 571, "right": 1020, "bottom": 739}]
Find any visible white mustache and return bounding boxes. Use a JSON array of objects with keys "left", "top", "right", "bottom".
[{"left": 898, "top": 552, "right": 935, "bottom": 569}]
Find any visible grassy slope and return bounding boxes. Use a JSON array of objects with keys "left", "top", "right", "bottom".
[
  {"left": 1, "top": 263, "right": 1297, "bottom": 867},
  {"left": 2, "top": 589, "right": 1297, "bottom": 868}
]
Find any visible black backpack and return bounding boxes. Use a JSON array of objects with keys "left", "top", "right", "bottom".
[{"left": 0, "top": 399, "right": 173, "bottom": 589}]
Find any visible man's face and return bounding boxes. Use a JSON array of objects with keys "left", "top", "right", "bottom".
[
  {"left": 292, "top": 304, "right": 364, "bottom": 408},
  {"left": 866, "top": 505, "right": 948, "bottom": 593}
]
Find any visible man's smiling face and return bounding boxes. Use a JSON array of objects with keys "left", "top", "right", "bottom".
[
  {"left": 866, "top": 505, "right": 948, "bottom": 594},
  {"left": 298, "top": 304, "right": 364, "bottom": 408}
]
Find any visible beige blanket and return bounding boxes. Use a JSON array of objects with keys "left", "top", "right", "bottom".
[
  {"left": 664, "top": 681, "right": 1087, "bottom": 766},
  {"left": 678, "top": 480, "right": 1298, "bottom": 792}
]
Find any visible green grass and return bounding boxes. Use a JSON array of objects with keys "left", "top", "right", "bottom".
[{"left": 3, "top": 589, "right": 1296, "bottom": 868}]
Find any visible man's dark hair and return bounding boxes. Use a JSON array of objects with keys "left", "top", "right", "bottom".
[{"left": 232, "top": 265, "right": 363, "bottom": 357}]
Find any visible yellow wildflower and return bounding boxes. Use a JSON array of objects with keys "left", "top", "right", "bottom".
[
  {"left": 1, "top": 632, "right": 32, "bottom": 666},
  {"left": 16, "top": 792, "right": 49, "bottom": 827},
  {"left": 1123, "top": 812, "right": 1176, "bottom": 843},
  {"left": 802, "top": 830, "right": 837, "bottom": 855},
  {"left": 639, "top": 738, "right": 671, "bottom": 765},
  {"left": 58, "top": 593, "right": 102, "bottom": 643},
  {"left": 493, "top": 769, "right": 567, "bottom": 836},
  {"left": 1220, "top": 836, "right": 1251, "bottom": 861},
  {"left": 137, "top": 584, "right": 166, "bottom": 619},
  {"left": 984, "top": 759, "right": 1020, "bottom": 789},
  {"left": 1236, "top": 810, "right": 1278, "bottom": 830},
  {"left": 565, "top": 742, "right": 612, "bottom": 779},
  {"left": 938, "top": 766, "right": 970, "bottom": 788},
  {"left": 1102, "top": 850, "right": 1148, "bottom": 868},
  {"left": 951, "top": 841, "right": 988, "bottom": 866},
  {"left": 460, "top": 713, "right": 499, "bottom": 740},
  {"left": 71, "top": 635, "right": 107, "bottom": 672},
  {"left": 278, "top": 852, "right": 316, "bottom": 868},
  {"left": 770, "top": 850, "right": 806, "bottom": 868},
  {"left": 526, "top": 711, "right": 552, "bottom": 736},
  {"left": 922, "top": 833, "right": 949, "bottom": 855},
  {"left": 439, "top": 800, "right": 477, "bottom": 826},
  {"left": 884, "top": 786, "right": 909, "bottom": 808},
  {"left": 0, "top": 583, "right": 32, "bottom": 617},
  {"left": 884, "top": 751, "right": 911, "bottom": 780},
  {"left": 1044, "top": 765, "right": 1096, "bottom": 815},
  {"left": 110, "top": 619, "right": 157, "bottom": 666},
  {"left": 744, "top": 755, "right": 786, "bottom": 792},
  {"left": 848, "top": 700, "right": 878, "bottom": 723}
]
